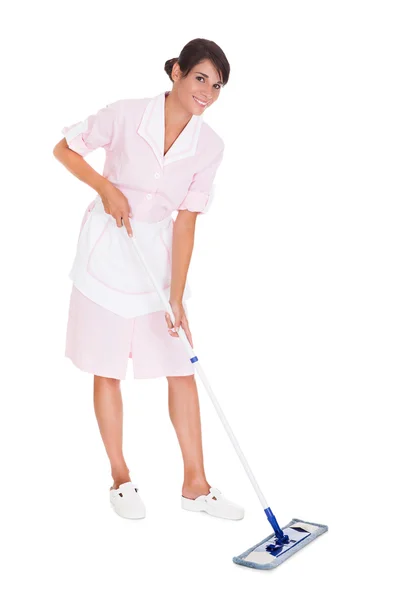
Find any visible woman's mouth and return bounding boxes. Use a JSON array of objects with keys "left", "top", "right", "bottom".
[{"left": 193, "top": 95, "right": 208, "bottom": 108}]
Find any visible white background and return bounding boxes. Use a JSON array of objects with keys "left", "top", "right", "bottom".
[{"left": 1, "top": 0, "right": 399, "bottom": 597}]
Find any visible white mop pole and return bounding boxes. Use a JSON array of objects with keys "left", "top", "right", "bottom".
[{"left": 130, "top": 235, "right": 270, "bottom": 512}]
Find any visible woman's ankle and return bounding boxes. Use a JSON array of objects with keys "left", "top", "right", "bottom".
[
  {"left": 111, "top": 468, "right": 131, "bottom": 489},
  {"left": 182, "top": 476, "right": 211, "bottom": 498}
]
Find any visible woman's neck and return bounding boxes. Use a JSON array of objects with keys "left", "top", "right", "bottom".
[{"left": 164, "top": 90, "right": 192, "bottom": 132}]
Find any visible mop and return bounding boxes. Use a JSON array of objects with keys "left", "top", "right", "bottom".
[{"left": 129, "top": 232, "right": 328, "bottom": 570}]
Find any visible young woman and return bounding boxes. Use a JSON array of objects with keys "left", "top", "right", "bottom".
[{"left": 53, "top": 38, "right": 244, "bottom": 521}]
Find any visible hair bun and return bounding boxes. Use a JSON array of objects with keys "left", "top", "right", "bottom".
[{"left": 164, "top": 57, "right": 178, "bottom": 81}]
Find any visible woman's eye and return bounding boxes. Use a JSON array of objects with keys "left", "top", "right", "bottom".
[{"left": 196, "top": 76, "right": 221, "bottom": 90}]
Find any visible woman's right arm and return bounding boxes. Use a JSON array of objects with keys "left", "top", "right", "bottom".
[
  {"left": 53, "top": 139, "right": 133, "bottom": 237},
  {"left": 53, "top": 138, "right": 111, "bottom": 196}
]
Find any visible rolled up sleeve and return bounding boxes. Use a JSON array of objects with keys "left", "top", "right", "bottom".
[
  {"left": 61, "top": 100, "right": 120, "bottom": 157},
  {"left": 177, "top": 144, "right": 224, "bottom": 215}
]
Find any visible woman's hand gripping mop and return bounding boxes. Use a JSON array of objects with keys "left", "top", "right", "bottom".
[{"left": 129, "top": 232, "right": 328, "bottom": 570}]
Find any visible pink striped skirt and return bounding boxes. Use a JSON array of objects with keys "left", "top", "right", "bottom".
[{"left": 65, "top": 284, "right": 195, "bottom": 380}]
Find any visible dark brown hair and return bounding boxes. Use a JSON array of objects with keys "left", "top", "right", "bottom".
[{"left": 164, "top": 38, "right": 230, "bottom": 86}]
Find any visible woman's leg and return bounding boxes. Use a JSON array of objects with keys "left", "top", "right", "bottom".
[
  {"left": 93, "top": 375, "right": 131, "bottom": 490},
  {"left": 167, "top": 374, "right": 212, "bottom": 499}
]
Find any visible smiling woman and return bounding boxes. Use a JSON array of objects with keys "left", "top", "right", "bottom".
[
  {"left": 164, "top": 37, "right": 230, "bottom": 115},
  {"left": 54, "top": 37, "right": 239, "bottom": 522}
]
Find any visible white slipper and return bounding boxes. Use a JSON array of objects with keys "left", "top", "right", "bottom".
[
  {"left": 110, "top": 482, "right": 146, "bottom": 519},
  {"left": 181, "top": 486, "right": 244, "bottom": 520}
]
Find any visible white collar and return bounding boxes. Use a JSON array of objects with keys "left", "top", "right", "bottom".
[{"left": 137, "top": 91, "right": 203, "bottom": 168}]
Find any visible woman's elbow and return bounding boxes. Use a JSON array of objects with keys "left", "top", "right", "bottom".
[
  {"left": 175, "top": 209, "right": 198, "bottom": 232},
  {"left": 53, "top": 137, "right": 68, "bottom": 157}
]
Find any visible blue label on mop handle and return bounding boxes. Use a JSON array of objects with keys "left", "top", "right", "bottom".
[{"left": 190, "top": 356, "right": 199, "bottom": 363}]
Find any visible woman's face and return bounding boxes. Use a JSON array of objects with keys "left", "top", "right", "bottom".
[{"left": 172, "top": 59, "right": 223, "bottom": 115}]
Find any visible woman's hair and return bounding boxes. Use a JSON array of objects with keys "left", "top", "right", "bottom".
[{"left": 164, "top": 38, "right": 230, "bottom": 86}]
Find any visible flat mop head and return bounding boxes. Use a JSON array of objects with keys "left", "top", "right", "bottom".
[{"left": 233, "top": 518, "right": 328, "bottom": 569}]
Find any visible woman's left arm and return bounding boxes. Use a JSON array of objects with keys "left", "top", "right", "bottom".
[
  {"left": 165, "top": 210, "right": 198, "bottom": 344},
  {"left": 166, "top": 142, "right": 225, "bottom": 342},
  {"left": 170, "top": 210, "right": 197, "bottom": 302}
]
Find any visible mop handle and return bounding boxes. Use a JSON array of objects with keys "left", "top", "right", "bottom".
[{"left": 130, "top": 234, "right": 270, "bottom": 512}]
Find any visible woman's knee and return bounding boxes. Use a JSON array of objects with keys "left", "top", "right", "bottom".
[
  {"left": 166, "top": 374, "right": 195, "bottom": 385},
  {"left": 94, "top": 374, "right": 121, "bottom": 387}
]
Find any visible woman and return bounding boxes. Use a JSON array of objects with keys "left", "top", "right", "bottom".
[{"left": 53, "top": 38, "right": 244, "bottom": 521}]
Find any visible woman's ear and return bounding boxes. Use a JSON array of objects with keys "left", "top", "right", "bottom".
[{"left": 172, "top": 61, "right": 182, "bottom": 82}]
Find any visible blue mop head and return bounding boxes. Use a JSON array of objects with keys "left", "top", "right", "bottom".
[{"left": 232, "top": 518, "right": 328, "bottom": 569}]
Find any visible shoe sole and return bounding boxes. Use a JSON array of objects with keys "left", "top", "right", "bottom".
[
  {"left": 181, "top": 497, "right": 244, "bottom": 520},
  {"left": 110, "top": 501, "right": 146, "bottom": 520}
]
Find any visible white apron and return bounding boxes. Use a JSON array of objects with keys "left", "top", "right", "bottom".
[{"left": 69, "top": 196, "right": 192, "bottom": 318}]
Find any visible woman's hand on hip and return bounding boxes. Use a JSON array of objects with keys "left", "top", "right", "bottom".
[
  {"left": 165, "top": 300, "right": 193, "bottom": 348},
  {"left": 99, "top": 181, "right": 133, "bottom": 237}
]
